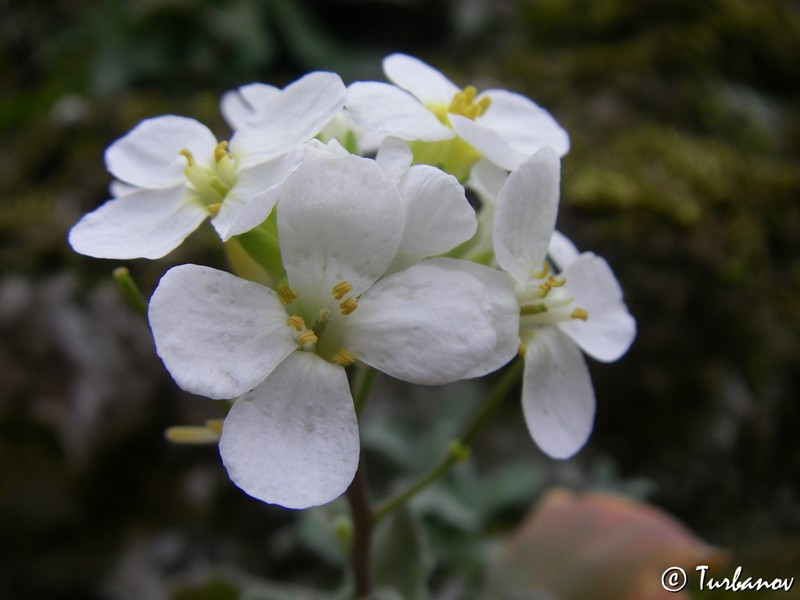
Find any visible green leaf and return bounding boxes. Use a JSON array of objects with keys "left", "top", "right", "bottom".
[{"left": 373, "top": 506, "right": 432, "bottom": 600}]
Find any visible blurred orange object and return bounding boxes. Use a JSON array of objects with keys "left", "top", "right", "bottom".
[{"left": 487, "top": 487, "right": 728, "bottom": 600}]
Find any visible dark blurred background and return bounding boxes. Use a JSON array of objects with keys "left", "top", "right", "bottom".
[{"left": 2, "top": 0, "right": 799, "bottom": 598}]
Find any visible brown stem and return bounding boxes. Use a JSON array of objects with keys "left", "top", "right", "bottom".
[{"left": 346, "top": 458, "right": 373, "bottom": 598}]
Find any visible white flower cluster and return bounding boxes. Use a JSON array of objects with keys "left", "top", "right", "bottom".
[{"left": 69, "top": 54, "right": 635, "bottom": 508}]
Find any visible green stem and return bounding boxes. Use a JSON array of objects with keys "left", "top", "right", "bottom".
[
  {"left": 231, "top": 215, "right": 285, "bottom": 282},
  {"left": 371, "top": 357, "right": 524, "bottom": 524},
  {"left": 461, "top": 356, "right": 525, "bottom": 446},
  {"left": 112, "top": 267, "right": 148, "bottom": 319}
]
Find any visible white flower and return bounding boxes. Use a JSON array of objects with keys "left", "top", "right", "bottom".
[
  {"left": 493, "top": 147, "right": 636, "bottom": 459},
  {"left": 221, "top": 79, "right": 382, "bottom": 156},
  {"left": 69, "top": 72, "right": 346, "bottom": 259},
  {"left": 346, "top": 53, "right": 570, "bottom": 179},
  {"left": 148, "top": 153, "right": 518, "bottom": 508}
]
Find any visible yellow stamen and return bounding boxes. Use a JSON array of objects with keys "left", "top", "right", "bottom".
[
  {"left": 537, "top": 275, "right": 567, "bottom": 298},
  {"left": 214, "top": 141, "right": 229, "bottom": 163},
  {"left": 332, "top": 281, "right": 353, "bottom": 300},
  {"left": 533, "top": 262, "right": 551, "bottom": 280},
  {"left": 165, "top": 418, "right": 223, "bottom": 445},
  {"left": 286, "top": 315, "right": 305, "bottom": 331},
  {"left": 277, "top": 284, "right": 298, "bottom": 305},
  {"left": 206, "top": 202, "right": 221, "bottom": 217},
  {"left": 331, "top": 348, "right": 356, "bottom": 366},
  {"left": 339, "top": 297, "right": 358, "bottom": 315},
  {"left": 571, "top": 308, "right": 589, "bottom": 321},
  {"left": 179, "top": 148, "right": 195, "bottom": 166},
  {"left": 298, "top": 329, "right": 318, "bottom": 345},
  {"left": 521, "top": 302, "right": 548, "bottom": 316},
  {"left": 205, "top": 419, "right": 224, "bottom": 436},
  {"left": 518, "top": 341, "right": 528, "bottom": 356},
  {"left": 448, "top": 86, "right": 491, "bottom": 120}
]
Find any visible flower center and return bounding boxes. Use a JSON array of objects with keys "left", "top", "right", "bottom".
[
  {"left": 518, "top": 263, "right": 589, "bottom": 329},
  {"left": 279, "top": 280, "right": 359, "bottom": 366},
  {"left": 179, "top": 141, "right": 238, "bottom": 215},
  {"left": 428, "top": 86, "right": 492, "bottom": 127},
  {"left": 413, "top": 86, "right": 492, "bottom": 181}
]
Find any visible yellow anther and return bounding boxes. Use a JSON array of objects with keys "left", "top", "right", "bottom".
[
  {"left": 331, "top": 348, "right": 356, "bottom": 367},
  {"left": 533, "top": 262, "right": 551, "bottom": 280},
  {"left": 206, "top": 202, "right": 221, "bottom": 217},
  {"left": 462, "top": 85, "right": 477, "bottom": 102},
  {"left": 179, "top": 147, "right": 195, "bottom": 166},
  {"left": 521, "top": 302, "right": 548, "bottom": 316},
  {"left": 571, "top": 308, "right": 589, "bottom": 321},
  {"left": 298, "top": 329, "right": 318, "bottom": 345},
  {"left": 332, "top": 281, "right": 353, "bottom": 300},
  {"left": 286, "top": 315, "right": 306, "bottom": 331},
  {"left": 448, "top": 86, "right": 491, "bottom": 120},
  {"left": 165, "top": 418, "right": 223, "bottom": 445},
  {"left": 214, "top": 141, "right": 229, "bottom": 163},
  {"left": 277, "top": 284, "right": 298, "bottom": 305},
  {"left": 339, "top": 297, "right": 359, "bottom": 315},
  {"left": 206, "top": 419, "right": 224, "bottom": 436},
  {"left": 518, "top": 341, "right": 528, "bottom": 356},
  {"left": 537, "top": 275, "right": 567, "bottom": 297}
]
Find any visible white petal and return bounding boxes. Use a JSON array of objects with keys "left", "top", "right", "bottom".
[
  {"left": 476, "top": 89, "right": 570, "bottom": 157},
  {"left": 383, "top": 53, "right": 460, "bottom": 106},
  {"left": 493, "top": 147, "right": 560, "bottom": 284},
  {"left": 68, "top": 185, "right": 208, "bottom": 259},
  {"left": 346, "top": 82, "right": 454, "bottom": 142},
  {"left": 109, "top": 179, "right": 138, "bottom": 198},
  {"left": 450, "top": 115, "right": 528, "bottom": 171},
  {"left": 522, "top": 328, "right": 595, "bottom": 459},
  {"left": 468, "top": 158, "right": 509, "bottom": 204},
  {"left": 219, "top": 351, "right": 359, "bottom": 509},
  {"left": 558, "top": 253, "right": 636, "bottom": 362},
  {"left": 302, "top": 137, "right": 351, "bottom": 161},
  {"left": 388, "top": 165, "right": 477, "bottom": 272},
  {"left": 278, "top": 155, "right": 405, "bottom": 305},
  {"left": 426, "top": 258, "right": 520, "bottom": 378},
  {"left": 105, "top": 115, "right": 218, "bottom": 188},
  {"left": 230, "top": 72, "right": 346, "bottom": 165},
  {"left": 211, "top": 150, "right": 301, "bottom": 240},
  {"left": 318, "top": 109, "right": 384, "bottom": 155},
  {"left": 462, "top": 160, "right": 509, "bottom": 263},
  {"left": 375, "top": 137, "right": 413, "bottom": 186},
  {"left": 220, "top": 82, "right": 279, "bottom": 129},
  {"left": 548, "top": 229, "right": 580, "bottom": 271},
  {"left": 148, "top": 265, "right": 297, "bottom": 399},
  {"left": 343, "top": 261, "right": 499, "bottom": 385}
]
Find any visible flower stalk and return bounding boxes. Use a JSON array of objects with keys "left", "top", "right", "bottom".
[
  {"left": 112, "top": 266, "right": 148, "bottom": 318},
  {"left": 371, "top": 356, "right": 524, "bottom": 524}
]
